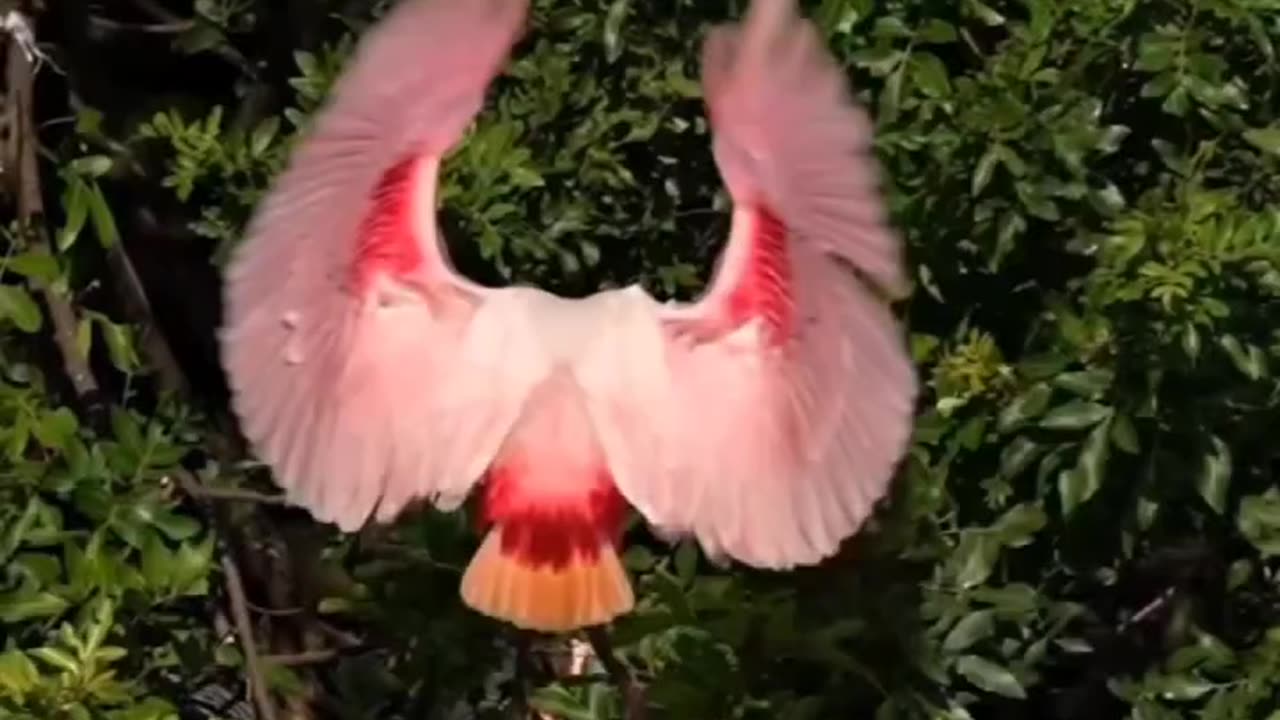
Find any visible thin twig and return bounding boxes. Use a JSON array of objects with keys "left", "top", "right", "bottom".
[
  {"left": 1121, "top": 586, "right": 1176, "bottom": 631},
  {"left": 260, "top": 648, "right": 341, "bottom": 667},
  {"left": 222, "top": 554, "right": 280, "bottom": 720},
  {"left": 182, "top": 484, "right": 288, "bottom": 505},
  {"left": 314, "top": 621, "right": 362, "bottom": 649},
  {"left": 127, "top": 0, "right": 256, "bottom": 77},
  {"left": 245, "top": 601, "right": 304, "bottom": 617},
  {"left": 172, "top": 469, "right": 281, "bottom": 719},
  {"left": 102, "top": 225, "right": 190, "bottom": 397},
  {"left": 88, "top": 15, "right": 195, "bottom": 34}
]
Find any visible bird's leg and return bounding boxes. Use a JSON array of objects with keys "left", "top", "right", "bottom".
[
  {"left": 585, "top": 626, "right": 647, "bottom": 720},
  {"left": 511, "top": 629, "right": 537, "bottom": 719}
]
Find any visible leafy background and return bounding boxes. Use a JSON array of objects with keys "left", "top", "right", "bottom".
[{"left": 1, "top": 0, "right": 1279, "bottom": 718}]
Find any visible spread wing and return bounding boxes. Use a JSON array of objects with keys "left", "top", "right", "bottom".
[
  {"left": 583, "top": 0, "right": 917, "bottom": 568},
  {"left": 220, "top": 0, "right": 536, "bottom": 531}
]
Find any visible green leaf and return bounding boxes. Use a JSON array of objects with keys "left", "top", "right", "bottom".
[
  {"left": 58, "top": 178, "right": 91, "bottom": 251},
  {"left": 602, "top": 0, "right": 630, "bottom": 63},
  {"left": 84, "top": 597, "right": 115, "bottom": 653},
  {"left": 972, "top": 584, "right": 1038, "bottom": 616},
  {"left": 0, "top": 499, "right": 41, "bottom": 566},
  {"left": 5, "top": 252, "right": 60, "bottom": 283},
  {"left": 1158, "top": 674, "right": 1215, "bottom": 701},
  {"left": 910, "top": 52, "right": 951, "bottom": 98},
  {"left": 998, "top": 436, "right": 1044, "bottom": 479},
  {"left": 1040, "top": 401, "right": 1111, "bottom": 431},
  {"left": 0, "top": 285, "right": 43, "bottom": 333},
  {"left": 972, "top": 145, "right": 1002, "bottom": 196},
  {"left": 943, "top": 610, "right": 995, "bottom": 652},
  {"left": 29, "top": 647, "right": 79, "bottom": 674},
  {"left": 529, "top": 685, "right": 597, "bottom": 720},
  {"left": 624, "top": 545, "right": 656, "bottom": 571},
  {"left": 33, "top": 408, "right": 79, "bottom": 451},
  {"left": 951, "top": 532, "right": 999, "bottom": 588},
  {"left": 250, "top": 116, "right": 280, "bottom": 157},
  {"left": 1219, "top": 335, "right": 1267, "bottom": 380},
  {"left": 1110, "top": 413, "right": 1140, "bottom": 454},
  {"left": 964, "top": 0, "right": 1006, "bottom": 25},
  {"left": 917, "top": 19, "right": 957, "bottom": 44},
  {"left": 150, "top": 510, "right": 201, "bottom": 541},
  {"left": 674, "top": 540, "right": 698, "bottom": 585},
  {"left": 955, "top": 655, "right": 1025, "bottom": 698},
  {"left": 141, "top": 532, "right": 173, "bottom": 591},
  {"left": 1060, "top": 418, "right": 1111, "bottom": 516},
  {"left": 851, "top": 47, "right": 905, "bottom": 76},
  {"left": 1052, "top": 369, "right": 1113, "bottom": 398},
  {"left": 94, "top": 315, "right": 140, "bottom": 373},
  {"left": 0, "top": 591, "right": 70, "bottom": 623},
  {"left": 1197, "top": 436, "right": 1231, "bottom": 514},
  {"left": 1242, "top": 126, "right": 1280, "bottom": 156},
  {"left": 170, "top": 535, "right": 215, "bottom": 596},
  {"left": 70, "top": 155, "right": 113, "bottom": 178},
  {"left": 992, "top": 503, "right": 1046, "bottom": 547},
  {"left": 0, "top": 650, "right": 39, "bottom": 698},
  {"left": 1237, "top": 490, "right": 1280, "bottom": 556},
  {"left": 86, "top": 183, "right": 121, "bottom": 249},
  {"left": 997, "top": 384, "right": 1052, "bottom": 432}
]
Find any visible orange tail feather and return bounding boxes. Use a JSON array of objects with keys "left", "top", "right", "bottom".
[{"left": 460, "top": 525, "right": 634, "bottom": 632}]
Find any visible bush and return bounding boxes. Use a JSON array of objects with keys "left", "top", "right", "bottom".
[{"left": 1, "top": 0, "right": 1277, "bottom": 718}]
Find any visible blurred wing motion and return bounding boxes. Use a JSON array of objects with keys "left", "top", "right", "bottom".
[
  {"left": 220, "top": 0, "right": 535, "bottom": 531},
  {"left": 586, "top": 0, "right": 918, "bottom": 568},
  {"left": 221, "top": 0, "right": 916, "bottom": 634}
]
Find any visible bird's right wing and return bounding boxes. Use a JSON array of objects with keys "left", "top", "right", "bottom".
[
  {"left": 581, "top": 0, "right": 917, "bottom": 568},
  {"left": 220, "top": 0, "right": 540, "bottom": 531}
]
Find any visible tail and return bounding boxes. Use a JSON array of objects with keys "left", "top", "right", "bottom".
[{"left": 460, "top": 525, "right": 635, "bottom": 632}]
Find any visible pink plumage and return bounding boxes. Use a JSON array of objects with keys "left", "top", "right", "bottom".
[{"left": 219, "top": 0, "right": 917, "bottom": 632}]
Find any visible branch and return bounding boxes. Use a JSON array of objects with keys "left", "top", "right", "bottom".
[
  {"left": 170, "top": 468, "right": 281, "bottom": 720},
  {"left": 4, "top": 8, "right": 103, "bottom": 414},
  {"left": 127, "top": 0, "right": 256, "bottom": 78},
  {"left": 260, "top": 649, "right": 341, "bottom": 667},
  {"left": 181, "top": 483, "right": 287, "bottom": 505},
  {"left": 102, "top": 212, "right": 190, "bottom": 397},
  {"left": 87, "top": 15, "right": 194, "bottom": 34},
  {"left": 1120, "top": 586, "right": 1177, "bottom": 631},
  {"left": 222, "top": 554, "right": 280, "bottom": 720}
]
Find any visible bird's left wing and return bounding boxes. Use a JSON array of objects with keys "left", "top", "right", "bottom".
[{"left": 220, "top": 0, "right": 538, "bottom": 531}]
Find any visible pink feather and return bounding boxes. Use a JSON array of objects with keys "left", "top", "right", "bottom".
[
  {"left": 220, "top": 0, "right": 917, "bottom": 631},
  {"left": 583, "top": 0, "right": 918, "bottom": 569},
  {"left": 219, "top": 0, "right": 531, "bottom": 531}
]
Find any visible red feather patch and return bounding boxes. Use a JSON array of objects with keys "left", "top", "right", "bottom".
[
  {"left": 349, "top": 154, "right": 425, "bottom": 293},
  {"left": 724, "top": 207, "right": 793, "bottom": 344},
  {"left": 479, "top": 465, "right": 629, "bottom": 571}
]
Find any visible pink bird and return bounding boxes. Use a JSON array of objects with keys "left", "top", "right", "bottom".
[{"left": 220, "top": 0, "right": 917, "bottom": 633}]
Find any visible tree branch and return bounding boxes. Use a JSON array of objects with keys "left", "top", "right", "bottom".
[
  {"left": 181, "top": 483, "right": 287, "bottom": 505},
  {"left": 260, "top": 648, "right": 341, "bottom": 667},
  {"left": 5, "top": 12, "right": 101, "bottom": 411},
  {"left": 222, "top": 554, "right": 281, "bottom": 720},
  {"left": 87, "top": 15, "right": 194, "bottom": 34}
]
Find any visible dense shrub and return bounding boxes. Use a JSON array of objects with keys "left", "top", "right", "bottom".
[{"left": 1, "top": 0, "right": 1278, "bottom": 718}]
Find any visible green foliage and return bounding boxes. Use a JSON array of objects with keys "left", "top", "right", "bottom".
[{"left": 4, "top": 0, "right": 1279, "bottom": 718}]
